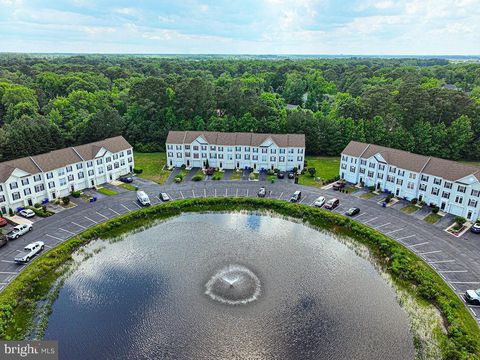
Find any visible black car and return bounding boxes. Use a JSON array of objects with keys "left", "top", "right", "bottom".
[
  {"left": 288, "top": 172, "right": 295, "bottom": 179},
  {"left": 119, "top": 176, "right": 133, "bottom": 183},
  {"left": 277, "top": 172, "right": 285, "bottom": 179},
  {"left": 346, "top": 207, "right": 360, "bottom": 216}
]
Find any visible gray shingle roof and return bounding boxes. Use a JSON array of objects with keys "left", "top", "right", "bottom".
[
  {"left": 166, "top": 131, "right": 305, "bottom": 148},
  {"left": 0, "top": 136, "right": 132, "bottom": 182},
  {"left": 342, "top": 141, "right": 480, "bottom": 182}
]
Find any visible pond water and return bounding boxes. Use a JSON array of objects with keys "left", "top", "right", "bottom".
[{"left": 44, "top": 213, "right": 414, "bottom": 360}]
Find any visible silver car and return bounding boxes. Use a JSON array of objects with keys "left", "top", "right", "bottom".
[
  {"left": 19, "top": 209, "right": 35, "bottom": 218},
  {"left": 465, "top": 289, "right": 480, "bottom": 305},
  {"left": 313, "top": 196, "right": 325, "bottom": 207}
]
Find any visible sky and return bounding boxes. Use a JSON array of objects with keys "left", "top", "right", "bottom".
[{"left": 0, "top": 0, "right": 479, "bottom": 55}]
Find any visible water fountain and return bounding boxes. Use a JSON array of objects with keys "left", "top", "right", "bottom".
[{"left": 205, "top": 265, "right": 261, "bottom": 305}]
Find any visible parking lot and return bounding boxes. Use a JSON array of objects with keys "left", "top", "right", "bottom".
[{"left": 0, "top": 177, "right": 479, "bottom": 322}]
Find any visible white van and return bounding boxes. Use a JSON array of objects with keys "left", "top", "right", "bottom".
[{"left": 136, "top": 191, "right": 151, "bottom": 206}]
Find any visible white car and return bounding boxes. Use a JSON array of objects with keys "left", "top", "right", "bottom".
[
  {"left": 136, "top": 191, "right": 151, "bottom": 206},
  {"left": 19, "top": 209, "right": 35, "bottom": 218},
  {"left": 313, "top": 196, "right": 326, "bottom": 207},
  {"left": 14, "top": 241, "right": 44, "bottom": 263},
  {"left": 5, "top": 224, "right": 32, "bottom": 240},
  {"left": 159, "top": 192, "right": 170, "bottom": 202}
]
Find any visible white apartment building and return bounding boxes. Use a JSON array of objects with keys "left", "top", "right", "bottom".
[
  {"left": 340, "top": 141, "right": 480, "bottom": 221},
  {"left": 166, "top": 131, "right": 305, "bottom": 172},
  {"left": 0, "top": 136, "right": 134, "bottom": 214}
]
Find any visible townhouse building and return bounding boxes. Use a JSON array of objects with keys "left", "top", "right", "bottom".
[
  {"left": 166, "top": 131, "right": 305, "bottom": 172},
  {"left": 0, "top": 136, "right": 133, "bottom": 214},
  {"left": 340, "top": 141, "right": 480, "bottom": 221}
]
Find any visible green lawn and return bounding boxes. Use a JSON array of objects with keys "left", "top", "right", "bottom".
[
  {"left": 230, "top": 170, "right": 242, "bottom": 180},
  {"left": 97, "top": 187, "right": 118, "bottom": 196},
  {"left": 118, "top": 183, "right": 136, "bottom": 191},
  {"left": 424, "top": 213, "right": 442, "bottom": 224},
  {"left": 360, "top": 192, "right": 377, "bottom": 200},
  {"left": 134, "top": 152, "right": 171, "bottom": 185},
  {"left": 212, "top": 171, "right": 224, "bottom": 180},
  {"left": 299, "top": 156, "right": 340, "bottom": 188},
  {"left": 400, "top": 204, "right": 419, "bottom": 214},
  {"left": 192, "top": 168, "right": 205, "bottom": 181}
]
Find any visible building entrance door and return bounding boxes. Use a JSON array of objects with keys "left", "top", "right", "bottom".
[
  {"left": 467, "top": 210, "right": 473, "bottom": 220},
  {"left": 441, "top": 202, "right": 446, "bottom": 211}
]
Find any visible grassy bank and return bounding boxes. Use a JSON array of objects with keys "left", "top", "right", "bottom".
[
  {"left": 0, "top": 197, "right": 478, "bottom": 359},
  {"left": 299, "top": 156, "right": 340, "bottom": 187}
]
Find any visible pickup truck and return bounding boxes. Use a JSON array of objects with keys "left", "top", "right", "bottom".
[
  {"left": 332, "top": 180, "right": 347, "bottom": 191},
  {"left": 15, "top": 241, "right": 44, "bottom": 263},
  {"left": 5, "top": 224, "right": 32, "bottom": 240}
]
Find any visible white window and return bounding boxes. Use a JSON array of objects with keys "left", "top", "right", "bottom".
[
  {"left": 444, "top": 182, "right": 452, "bottom": 189},
  {"left": 12, "top": 192, "right": 20, "bottom": 201},
  {"left": 59, "top": 178, "right": 67, "bottom": 186},
  {"left": 471, "top": 189, "right": 480, "bottom": 197},
  {"left": 407, "top": 182, "right": 414, "bottom": 190},
  {"left": 468, "top": 199, "right": 478, "bottom": 207},
  {"left": 419, "top": 184, "right": 427, "bottom": 191},
  {"left": 68, "top": 175, "right": 74, "bottom": 182},
  {"left": 88, "top": 170, "right": 94, "bottom": 176},
  {"left": 78, "top": 172, "right": 84, "bottom": 179},
  {"left": 409, "top": 173, "right": 416, "bottom": 180},
  {"left": 48, "top": 181, "right": 55, "bottom": 189},
  {"left": 9, "top": 182, "right": 18, "bottom": 190},
  {"left": 0, "top": 195, "right": 5, "bottom": 202},
  {"left": 66, "top": 166, "right": 72, "bottom": 173},
  {"left": 431, "top": 187, "right": 439, "bottom": 196},
  {"left": 21, "top": 178, "right": 29, "bottom": 186},
  {"left": 457, "top": 185, "right": 466, "bottom": 193},
  {"left": 23, "top": 188, "right": 31, "bottom": 196},
  {"left": 396, "top": 179, "right": 403, "bottom": 186},
  {"left": 442, "top": 192, "right": 450, "bottom": 199},
  {"left": 455, "top": 195, "right": 463, "bottom": 204},
  {"left": 76, "top": 163, "right": 83, "bottom": 170},
  {"left": 97, "top": 159, "right": 103, "bottom": 165},
  {"left": 33, "top": 174, "right": 42, "bottom": 182}
]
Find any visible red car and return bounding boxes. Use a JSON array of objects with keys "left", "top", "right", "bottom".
[{"left": 0, "top": 217, "right": 7, "bottom": 227}]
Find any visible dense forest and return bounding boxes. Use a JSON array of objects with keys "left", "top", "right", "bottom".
[{"left": 0, "top": 54, "right": 479, "bottom": 162}]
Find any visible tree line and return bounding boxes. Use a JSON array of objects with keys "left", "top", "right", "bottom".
[{"left": 0, "top": 54, "right": 479, "bottom": 162}]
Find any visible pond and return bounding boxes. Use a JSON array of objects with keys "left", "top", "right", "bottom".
[{"left": 44, "top": 213, "right": 414, "bottom": 359}]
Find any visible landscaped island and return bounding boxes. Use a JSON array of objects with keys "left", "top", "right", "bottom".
[{"left": 0, "top": 197, "right": 478, "bottom": 359}]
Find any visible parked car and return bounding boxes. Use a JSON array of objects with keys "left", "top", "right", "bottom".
[
  {"left": 290, "top": 190, "right": 302, "bottom": 202},
  {"left": 288, "top": 172, "right": 295, "bottom": 179},
  {"left": 19, "top": 209, "right": 35, "bottom": 218},
  {"left": 119, "top": 176, "right": 133, "bottom": 183},
  {"left": 346, "top": 207, "right": 360, "bottom": 216},
  {"left": 324, "top": 198, "right": 340, "bottom": 210},
  {"left": 313, "top": 196, "right": 326, "bottom": 208},
  {"left": 14, "top": 241, "right": 44, "bottom": 263},
  {"left": 0, "top": 217, "right": 7, "bottom": 227},
  {"left": 464, "top": 288, "right": 480, "bottom": 305},
  {"left": 5, "top": 224, "right": 32, "bottom": 240},
  {"left": 470, "top": 223, "right": 480, "bottom": 234},
  {"left": 0, "top": 236, "right": 7, "bottom": 248},
  {"left": 332, "top": 180, "right": 347, "bottom": 191},
  {"left": 277, "top": 172, "right": 285, "bottom": 179},
  {"left": 136, "top": 191, "right": 151, "bottom": 206},
  {"left": 206, "top": 167, "right": 215, "bottom": 176},
  {"left": 257, "top": 187, "right": 266, "bottom": 198},
  {"left": 159, "top": 192, "right": 170, "bottom": 202}
]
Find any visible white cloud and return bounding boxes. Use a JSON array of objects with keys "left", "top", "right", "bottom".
[{"left": 112, "top": 7, "right": 139, "bottom": 16}]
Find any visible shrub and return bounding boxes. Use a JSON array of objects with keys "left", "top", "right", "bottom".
[
  {"left": 180, "top": 164, "right": 186, "bottom": 169},
  {"left": 455, "top": 216, "right": 467, "bottom": 226},
  {"left": 62, "top": 197, "right": 70, "bottom": 205},
  {"left": 8, "top": 208, "right": 13, "bottom": 216},
  {"left": 293, "top": 167, "right": 298, "bottom": 173},
  {"left": 411, "top": 198, "right": 418, "bottom": 205},
  {"left": 432, "top": 206, "right": 439, "bottom": 214},
  {"left": 29, "top": 206, "right": 53, "bottom": 218},
  {"left": 71, "top": 191, "right": 81, "bottom": 198},
  {"left": 133, "top": 168, "right": 143, "bottom": 174},
  {"left": 368, "top": 186, "right": 375, "bottom": 191},
  {"left": 174, "top": 177, "right": 182, "bottom": 183},
  {"left": 212, "top": 175, "right": 221, "bottom": 180},
  {"left": 33, "top": 203, "right": 41, "bottom": 208},
  {"left": 308, "top": 167, "right": 316, "bottom": 177},
  {"left": 267, "top": 169, "right": 274, "bottom": 176},
  {"left": 192, "top": 175, "right": 203, "bottom": 181}
]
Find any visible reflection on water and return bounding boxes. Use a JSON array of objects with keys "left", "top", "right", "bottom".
[{"left": 44, "top": 213, "right": 414, "bottom": 360}]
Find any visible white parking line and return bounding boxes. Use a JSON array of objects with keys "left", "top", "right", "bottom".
[
  {"left": 180, "top": 191, "right": 185, "bottom": 199},
  {"left": 109, "top": 208, "right": 121, "bottom": 216},
  {"left": 438, "top": 270, "right": 468, "bottom": 273},
  {"left": 428, "top": 259, "right": 455, "bottom": 264},
  {"left": 225, "top": 188, "right": 228, "bottom": 197},
  {"left": 374, "top": 222, "right": 391, "bottom": 229},
  {"left": 355, "top": 212, "right": 366, "bottom": 218},
  {"left": 418, "top": 250, "right": 442, "bottom": 255},
  {"left": 59, "top": 228, "right": 76, "bottom": 235},
  {"left": 299, "top": 196, "right": 307, "bottom": 203},
  {"left": 246, "top": 189, "right": 249, "bottom": 197},
  {"left": 121, "top": 204, "right": 132, "bottom": 212},
  {"left": 236, "top": 188, "right": 238, "bottom": 197},
  {"left": 278, "top": 192, "right": 283, "bottom": 200},
  {"left": 385, "top": 228, "right": 404, "bottom": 235},
  {"left": 192, "top": 189, "right": 196, "bottom": 198},
  {"left": 72, "top": 222, "right": 86, "bottom": 229},
  {"left": 45, "top": 234, "right": 64, "bottom": 241},
  {"left": 363, "top": 217, "right": 378, "bottom": 224},
  {"left": 397, "top": 234, "right": 416, "bottom": 241},
  {"left": 409, "top": 242, "right": 429, "bottom": 248},
  {"left": 96, "top": 211, "right": 109, "bottom": 220},
  {"left": 1, "top": 260, "right": 15, "bottom": 264},
  {"left": 214, "top": 188, "right": 217, "bottom": 197},
  {"left": 132, "top": 201, "right": 142, "bottom": 209},
  {"left": 450, "top": 281, "right": 480, "bottom": 284},
  {"left": 85, "top": 216, "right": 98, "bottom": 224},
  {"left": 0, "top": 271, "right": 17, "bottom": 275},
  {"left": 204, "top": 189, "right": 207, "bottom": 198}
]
